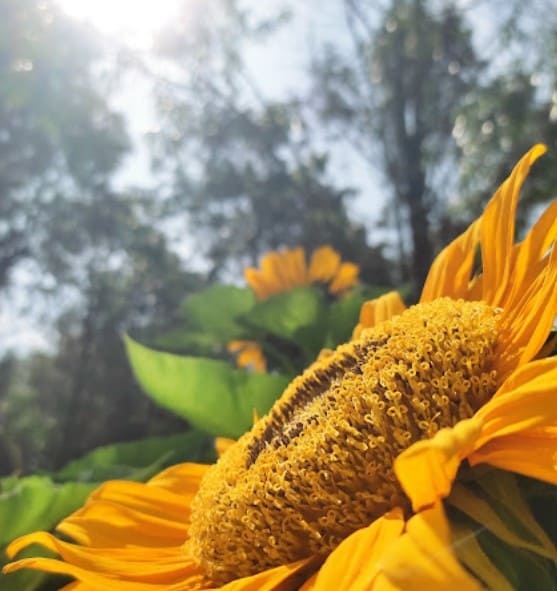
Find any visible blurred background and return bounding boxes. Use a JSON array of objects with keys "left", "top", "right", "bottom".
[{"left": 1, "top": 0, "right": 557, "bottom": 476}]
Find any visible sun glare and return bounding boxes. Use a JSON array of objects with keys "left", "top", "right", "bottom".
[{"left": 55, "top": 0, "right": 185, "bottom": 49}]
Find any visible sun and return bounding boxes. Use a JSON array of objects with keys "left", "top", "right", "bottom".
[{"left": 55, "top": 0, "right": 185, "bottom": 49}]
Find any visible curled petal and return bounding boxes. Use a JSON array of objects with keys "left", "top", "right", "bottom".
[
  {"left": 376, "top": 503, "right": 483, "bottom": 591},
  {"left": 300, "top": 509, "right": 405, "bottom": 591},
  {"left": 394, "top": 419, "right": 482, "bottom": 511}
]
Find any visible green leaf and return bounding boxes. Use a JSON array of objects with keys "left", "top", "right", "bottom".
[
  {"left": 125, "top": 335, "right": 290, "bottom": 437},
  {"left": 244, "top": 287, "right": 326, "bottom": 353},
  {"left": 0, "top": 477, "right": 94, "bottom": 591},
  {"left": 0, "top": 431, "right": 216, "bottom": 591},
  {"left": 0, "top": 477, "right": 95, "bottom": 548},
  {"left": 53, "top": 430, "right": 215, "bottom": 483},
  {"left": 155, "top": 285, "right": 255, "bottom": 355},
  {"left": 182, "top": 285, "right": 255, "bottom": 340},
  {"left": 324, "top": 291, "right": 366, "bottom": 347},
  {"left": 154, "top": 328, "right": 221, "bottom": 356}
]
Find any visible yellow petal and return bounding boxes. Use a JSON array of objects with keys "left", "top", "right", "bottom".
[
  {"left": 352, "top": 291, "right": 406, "bottom": 339},
  {"left": 147, "top": 462, "right": 209, "bottom": 495},
  {"left": 308, "top": 246, "right": 341, "bottom": 283},
  {"left": 394, "top": 418, "right": 482, "bottom": 511},
  {"left": 215, "top": 437, "right": 236, "bottom": 458},
  {"left": 480, "top": 144, "right": 546, "bottom": 307},
  {"left": 236, "top": 347, "right": 266, "bottom": 372},
  {"left": 218, "top": 557, "right": 317, "bottom": 591},
  {"left": 300, "top": 509, "right": 405, "bottom": 591},
  {"left": 282, "top": 247, "right": 308, "bottom": 287},
  {"left": 227, "top": 341, "right": 246, "bottom": 353},
  {"left": 3, "top": 556, "right": 203, "bottom": 591},
  {"left": 260, "top": 253, "right": 290, "bottom": 294},
  {"left": 329, "top": 262, "right": 359, "bottom": 294},
  {"left": 500, "top": 246, "right": 557, "bottom": 373},
  {"left": 56, "top": 500, "right": 189, "bottom": 548},
  {"left": 6, "top": 531, "right": 198, "bottom": 583},
  {"left": 474, "top": 356, "right": 557, "bottom": 445},
  {"left": 420, "top": 218, "right": 480, "bottom": 303},
  {"left": 376, "top": 503, "right": 483, "bottom": 591},
  {"left": 57, "top": 463, "right": 207, "bottom": 547},
  {"left": 244, "top": 268, "right": 273, "bottom": 300},
  {"left": 470, "top": 427, "right": 557, "bottom": 486},
  {"left": 505, "top": 198, "right": 557, "bottom": 306}
]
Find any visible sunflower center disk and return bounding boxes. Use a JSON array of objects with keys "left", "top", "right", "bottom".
[{"left": 187, "top": 297, "right": 501, "bottom": 584}]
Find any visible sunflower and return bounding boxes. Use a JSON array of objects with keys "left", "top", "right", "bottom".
[
  {"left": 228, "top": 246, "right": 359, "bottom": 373},
  {"left": 5, "top": 145, "right": 557, "bottom": 590},
  {"left": 244, "top": 245, "right": 359, "bottom": 300}
]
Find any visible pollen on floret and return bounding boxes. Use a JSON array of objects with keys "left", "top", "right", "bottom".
[{"left": 187, "top": 297, "right": 501, "bottom": 584}]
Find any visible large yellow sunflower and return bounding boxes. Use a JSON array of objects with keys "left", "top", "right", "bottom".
[{"left": 5, "top": 145, "right": 557, "bottom": 590}]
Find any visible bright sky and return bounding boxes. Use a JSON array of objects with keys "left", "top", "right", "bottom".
[{"left": 55, "top": 0, "right": 185, "bottom": 49}]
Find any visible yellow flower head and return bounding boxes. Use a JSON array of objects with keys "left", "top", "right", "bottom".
[
  {"left": 6, "top": 145, "right": 557, "bottom": 591},
  {"left": 245, "top": 245, "right": 359, "bottom": 300}
]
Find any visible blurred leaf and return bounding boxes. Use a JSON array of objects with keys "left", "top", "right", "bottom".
[
  {"left": 155, "top": 285, "right": 255, "bottom": 354},
  {"left": 323, "top": 291, "right": 366, "bottom": 347},
  {"left": 125, "top": 336, "right": 290, "bottom": 438},
  {"left": 243, "top": 287, "right": 325, "bottom": 354},
  {"left": 53, "top": 430, "right": 214, "bottom": 482},
  {"left": 154, "top": 329, "right": 219, "bottom": 355},
  {"left": 524, "top": 476, "right": 557, "bottom": 549},
  {"left": 0, "top": 477, "right": 94, "bottom": 548},
  {"left": 0, "top": 476, "right": 92, "bottom": 591},
  {"left": 182, "top": 285, "right": 255, "bottom": 338}
]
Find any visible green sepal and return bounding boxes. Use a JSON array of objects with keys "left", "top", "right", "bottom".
[
  {"left": 476, "top": 528, "right": 557, "bottom": 590},
  {"left": 448, "top": 468, "right": 557, "bottom": 589}
]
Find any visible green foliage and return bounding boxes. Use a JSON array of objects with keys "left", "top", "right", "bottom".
[
  {"left": 0, "top": 477, "right": 94, "bottom": 548},
  {"left": 125, "top": 336, "right": 291, "bottom": 438},
  {"left": 153, "top": 282, "right": 378, "bottom": 374},
  {"left": 53, "top": 430, "right": 215, "bottom": 482},
  {"left": 126, "top": 280, "right": 387, "bottom": 438},
  {"left": 246, "top": 288, "right": 326, "bottom": 356},
  {"left": 156, "top": 285, "right": 255, "bottom": 354},
  {"left": 0, "top": 430, "right": 214, "bottom": 591}
]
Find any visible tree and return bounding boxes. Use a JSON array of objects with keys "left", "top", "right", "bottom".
[
  {"left": 0, "top": 195, "right": 206, "bottom": 473},
  {"left": 309, "top": 0, "right": 483, "bottom": 294},
  {"left": 0, "top": 0, "right": 128, "bottom": 289},
  {"left": 147, "top": 0, "right": 391, "bottom": 283},
  {"left": 444, "top": 0, "right": 557, "bottom": 226}
]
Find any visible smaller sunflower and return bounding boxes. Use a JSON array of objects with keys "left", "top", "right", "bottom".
[{"left": 244, "top": 245, "right": 359, "bottom": 300}]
